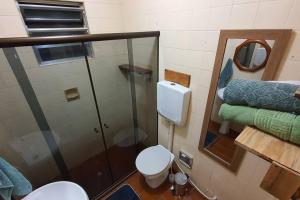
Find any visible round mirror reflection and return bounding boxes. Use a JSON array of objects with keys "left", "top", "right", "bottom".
[{"left": 233, "top": 40, "right": 271, "bottom": 72}]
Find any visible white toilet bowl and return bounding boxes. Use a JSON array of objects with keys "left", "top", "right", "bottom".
[{"left": 135, "top": 145, "right": 175, "bottom": 188}]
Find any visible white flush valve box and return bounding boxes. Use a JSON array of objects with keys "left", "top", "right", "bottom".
[{"left": 157, "top": 80, "right": 191, "bottom": 127}]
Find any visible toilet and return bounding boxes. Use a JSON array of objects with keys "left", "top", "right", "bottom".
[
  {"left": 135, "top": 145, "right": 174, "bottom": 188},
  {"left": 135, "top": 80, "right": 190, "bottom": 188}
]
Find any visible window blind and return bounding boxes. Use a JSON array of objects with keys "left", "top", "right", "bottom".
[{"left": 18, "top": 1, "right": 92, "bottom": 65}]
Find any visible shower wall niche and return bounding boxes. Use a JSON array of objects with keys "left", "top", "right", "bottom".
[{"left": 0, "top": 33, "right": 159, "bottom": 199}]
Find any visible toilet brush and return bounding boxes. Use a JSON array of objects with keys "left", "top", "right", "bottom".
[
  {"left": 169, "top": 166, "right": 175, "bottom": 192},
  {"left": 167, "top": 122, "right": 175, "bottom": 191}
]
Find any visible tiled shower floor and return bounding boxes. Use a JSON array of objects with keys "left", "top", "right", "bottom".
[{"left": 70, "top": 144, "right": 137, "bottom": 198}]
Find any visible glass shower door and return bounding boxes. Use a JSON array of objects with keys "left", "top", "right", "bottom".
[
  {"left": 1, "top": 35, "right": 159, "bottom": 199},
  {"left": 9, "top": 44, "right": 113, "bottom": 198},
  {"left": 86, "top": 40, "right": 136, "bottom": 181},
  {"left": 0, "top": 49, "right": 61, "bottom": 189},
  {"left": 131, "top": 37, "right": 158, "bottom": 151},
  {"left": 86, "top": 37, "right": 159, "bottom": 181}
]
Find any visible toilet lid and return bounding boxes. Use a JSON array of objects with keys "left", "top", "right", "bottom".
[{"left": 136, "top": 145, "right": 171, "bottom": 176}]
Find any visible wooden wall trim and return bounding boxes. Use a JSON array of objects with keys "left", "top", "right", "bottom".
[{"left": 164, "top": 69, "right": 191, "bottom": 87}]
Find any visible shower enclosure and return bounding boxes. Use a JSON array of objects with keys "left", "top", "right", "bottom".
[{"left": 0, "top": 32, "right": 159, "bottom": 199}]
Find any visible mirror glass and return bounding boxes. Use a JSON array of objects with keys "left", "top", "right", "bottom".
[
  {"left": 202, "top": 39, "right": 274, "bottom": 164},
  {"left": 233, "top": 40, "right": 272, "bottom": 72}
]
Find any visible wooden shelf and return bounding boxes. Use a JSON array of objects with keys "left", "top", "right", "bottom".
[
  {"left": 235, "top": 126, "right": 300, "bottom": 200},
  {"left": 235, "top": 126, "right": 300, "bottom": 173},
  {"left": 119, "top": 64, "right": 152, "bottom": 77}
]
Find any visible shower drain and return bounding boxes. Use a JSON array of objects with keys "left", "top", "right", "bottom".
[{"left": 97, "top": 171, "right": 103, "bottom": 176}]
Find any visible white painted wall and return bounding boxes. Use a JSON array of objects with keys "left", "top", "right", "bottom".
[{"left": 121, "top": 0, "right": 300, "bottom": 200}]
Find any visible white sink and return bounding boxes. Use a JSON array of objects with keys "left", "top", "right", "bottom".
[{"left": 22, "top": 181, "right": 89, "bottom": 200}]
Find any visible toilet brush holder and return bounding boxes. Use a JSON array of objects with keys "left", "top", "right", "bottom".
[{"left": 174, "top": 172, "right": 188, "bottom": 196}]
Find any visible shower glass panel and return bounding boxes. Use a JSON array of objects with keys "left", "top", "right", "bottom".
[
  {"left": 131, "top": 37, "right": 158, "bottom": 150},
  {"left": 0, "top": 31, "right": 159, "bottom": 200},
  {"left": 0, "top": 49, "right": 60, "bottom": 188},
  {"left": 86, "top": 40, "right": 136, "bottom": 181},
  {"left": 13, "top": 44, "right": 113, "bottom": 198}
]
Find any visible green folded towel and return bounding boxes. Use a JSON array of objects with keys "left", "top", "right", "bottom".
[
  {"left": 290, "top": 117, "right": 300, "bottom": 143},
  {"left": 223, "top": 79, "right": 300, "bottom": 114},
  {"left": 219, "top": 104, "right": 300, "bottom": 144}
]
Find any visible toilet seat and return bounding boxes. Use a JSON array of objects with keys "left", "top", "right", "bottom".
[{"left": 136, "top": 145, "right": 171, "bottom": 176}]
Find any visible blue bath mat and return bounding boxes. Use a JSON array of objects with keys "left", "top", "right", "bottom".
[
  {"left": 106, "top": 184, "right": 140, "bottom": 200},
  {"left": 204, "top": 131, "right": 218, "bottom": 147}
]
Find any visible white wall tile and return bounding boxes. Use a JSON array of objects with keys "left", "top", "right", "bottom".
[
  {"left": 178, "top": 10, "right": 196, "bottom": 30},
  {"left": 193, "top": 9, "right": 210, "bottom": 30},
  {"left": 88, "top": 18, "right": 122, "bottom": 33},
  {"left": 158, "top": 12, "right": 178, "bottom": 30},
  {"left": 229, "top": 3, "right": 258, "bottom": 28},
  {"left": 0, "top": 16, "right": 27, "bottom": 37},
  {"left": 0, "top": 71, "right": 18, "bottom": 87},
  {"left": 187, "top": 31, "right": 206, "bottom": 50},
  {"left": 234, "top": 0, "right": 259, "bottom": 4},
  {"left": 184, "top": 50, "right": 203, "bottom": 68},
  {"left": 211, "top": 0, "right": 234, "bottom": 7},
  {"left": 0, "top": 0, "right": 20, "bottom": 16},
  {"left": 286, "top": 0, "right": 300, "bottom": 30},
  {"left": 254, "top": 0, "right": 294, "bottom": 28},
  {"left": 287, "top": 31, "right": 300, "bottom": 61},
  {"left": 203, "top": 31, "right": 219, "bottom": 52},
  {"left": 278, "top": 60, "right": 300, "bottom": 80},
  {"left": 192, "top": 0, "right": 211, "bottom": 9},
  {"left": 243, "top": 158, "right": 275, "bottom": 200},
  {"left": 202, "top": 51, "right": 216, "bottom": 71},
  {"left": 207, "top": 6, "right": 232, "bottom": 30},
  {"left": 85, "top": 2, "right": 121, "bottom": 19}
]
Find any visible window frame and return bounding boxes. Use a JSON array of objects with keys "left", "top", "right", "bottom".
[{"left": 16, "top": 0, "right": 93, "bottom": 66}]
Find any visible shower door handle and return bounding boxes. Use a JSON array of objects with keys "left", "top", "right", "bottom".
[{"left": 94, "top": 128, "right": 99, "bottom": 133}]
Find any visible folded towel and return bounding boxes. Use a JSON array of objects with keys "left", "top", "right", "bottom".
[
  {"left": 218, "top": 58, "right": 233, "bottom": 89},
  {"left": 218, "top": 104, "right": 256, "bottom": 125},
  {"left": 224, "top": 79, "right": 300, "bottom": 114},
  {"left": 0, "top": 157, "right": 32, "bottom": 199},
  {"left": 217, "top": 87, "right": 225, "bottom": 100},
  {"left": 219, "top": 104, "right": 300, "bottom": 144},
  {"left": 0, "top": 169, "right": 14, "bottom": 200},
  {"left": 268, "top": 80, "right": 300, "bottom": 86},
  {"left": 291, "top": 117, "right": 300, "bottom": 143}
]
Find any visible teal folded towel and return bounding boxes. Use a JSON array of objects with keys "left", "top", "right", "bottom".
[
  {"left": 218, "top": 58, "right": 233, "bottom": 89},
  {"left": 224, "top": 79, "right": 300, "bottom": 114},
  {"left": 0, "top": 169, "right": 14, "bottom": 200},
  {"left": 0, "top": 157, "right": 32, "bottom": 199}
]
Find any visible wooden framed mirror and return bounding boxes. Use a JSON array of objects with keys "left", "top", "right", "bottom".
[
  {"left": 198, "top": 29, "right": 292, "bottom": 171},
  {"left": 233, "top": 39, "right": 271, "bottom": 72}
]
